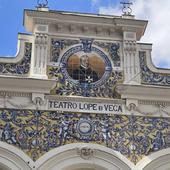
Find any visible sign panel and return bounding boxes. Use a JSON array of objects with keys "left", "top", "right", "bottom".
[{"left": 48, "top": 100, "right": 123, "bottom": 114}]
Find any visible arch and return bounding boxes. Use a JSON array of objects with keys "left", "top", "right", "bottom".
[
  {"left": 0, "top": 161, "right": 10, "bottom": 170},
  {"left": 136, "top": 148, "right": 170, "bottom": 170},
  {"left": 35, "top": 143, "right": 134, "bottom": 170},
  {"left": 0, "top": 141, "right": 34, "bottom": 170}
]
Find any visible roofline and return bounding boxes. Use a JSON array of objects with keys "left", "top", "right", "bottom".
[
  {"left": 24, "top": 8, "right": 122, "bottom": 19},
  {"left": 23, "top": 8, "right": 148, "bottom": 22}
]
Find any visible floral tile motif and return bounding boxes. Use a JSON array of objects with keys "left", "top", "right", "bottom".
[
  {"left": 139, "top": 51, "right": 170, "bottom": 86},
  {"left": 51, "top": 39, "right": 79, "bottom": 62},
  {"left": 51, "top": 38, "right": 121, "bottom": 67},
  {"left": 0, "top": 109, "right": 170, "bottom": 164},
  {"left": 0, "top": 43, "right": 32, "bottom": 75},
  {"left": 94, "top": 41, "right": 121, "bottom": 67}
]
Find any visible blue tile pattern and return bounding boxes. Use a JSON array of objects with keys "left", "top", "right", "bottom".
[
  {"left": 49, "top": 39, "right": 123, "bottom": 98},
  {"left": 0, "top": 43, "right": 32, "bottom": 75},
  {"left": 94, "top": 41, "right": 121, "bottom": 67},
  {"left": 0, "top": 109, "right": 170, "bottom": 164},
  {"left": 140, "top": 51, "right": 170, "bottom": 86}
]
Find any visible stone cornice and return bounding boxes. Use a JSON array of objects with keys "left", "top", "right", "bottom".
[
  {"left": 24, "top": 9, "right": 147, "bottom": 41},
  {"left": 139, "top": 100, "right": 170, "bottom": 106},
  {"left": 0, "top": 91, "right": 31, "bottom": 97},
  {"left": 46, "top": 95, "right": 125, "bottom": 104},
  {"left": 0, "top": 77, "right": 56, "bottom": 94},
  {"left": 116, "top": 84, "right": 170, "bottom": 101}
]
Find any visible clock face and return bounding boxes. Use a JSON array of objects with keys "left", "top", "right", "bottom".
[{"left": 77, "top": 120, "right": 94, "bottom": 136}]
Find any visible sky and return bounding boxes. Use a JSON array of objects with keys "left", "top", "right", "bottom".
[{"left": 0, "top": 0, "right": 170, "bottom": 68}]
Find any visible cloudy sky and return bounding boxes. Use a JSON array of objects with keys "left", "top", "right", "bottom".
[
  {"left": 0, "top": 0, "right": 169, "bottom": 68},
  {"left": 98, "top": 0, "right": 170, "bottom": 68}
]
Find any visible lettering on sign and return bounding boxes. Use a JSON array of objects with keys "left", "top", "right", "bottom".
[{"left": 48, "top": 100, "right": 123, "bottom": 114}]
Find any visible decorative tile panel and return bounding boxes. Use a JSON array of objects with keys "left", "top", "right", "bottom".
[
  {"left": 140, "top": 51, "right": 170, "bottom": 86},
  {"left": 48, "top": 65, "right": 123, "bottom": 98},
  {"left": 51, "top": 38, "right": 121, "bottom": 67},
  {"left": 0, "top": 109, "right": 170, "bottom": 164},
  {"left": 51, "top": 39, "right": 79, "bottom": 62},
  {"left": 0, "top": 43, "right": 32, "bottom": 75},
  {"left": 49, "top": 38, "right": 123, "bottom": 98},
  {"left": 94, "top": 41, "right": 121, "bottom": 67}
]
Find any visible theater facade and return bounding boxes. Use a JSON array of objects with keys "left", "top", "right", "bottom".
[{"left": 0, "top": 6, "right": 170, "bottom": 170}]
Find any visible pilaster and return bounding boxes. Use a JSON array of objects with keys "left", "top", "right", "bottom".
[
  {"left": 123, "top": 31, "right": 140, "bottom": 84},
  {"left": 30, "top": 25, "right": 49, "bottom": 79}
]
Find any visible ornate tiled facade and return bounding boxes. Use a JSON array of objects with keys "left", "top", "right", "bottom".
[
  {"left": 140, "top": 51, "right": 170, "bottom": 86},
  {"left": 49, "top": 38, "right": 123, "bottom": 98},
  {"left": 1, "top": 7, "right": 170, "bottom": 170},
  {"left": 0, "top": 108, "right": 170, "bottom": 164},
  {"left": 51, "top": 39, "right": 80, "bottom": 62},
  {"left": 48, "top": 66, "right": 123, "bottom": 98},
  {"left": 0, "top": 43, "right": 32, "bottom": 75},
  {"left": 51, "top": 39, "right": 121, "bottom": 65}
]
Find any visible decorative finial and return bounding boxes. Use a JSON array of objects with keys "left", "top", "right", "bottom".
[
  {"left": 37, "top": 0, "right": 48, "bottom": 8},
  {"left": 120, "top": 1, "right": 133, "bottom": 16}
]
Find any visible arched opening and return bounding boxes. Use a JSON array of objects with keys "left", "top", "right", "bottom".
[
  {"left": 136, "top": 148, "right": 170, "bottom": 170},
  {"left": 0, "top": 141, "right": 33, "bottom": 170},
  {"left": 35, "top": 143, "right": 133, "bottom": 170},
  {"left": 0, "top": 163, "right": 10, "bottom": 170},
  {"left": 143, "top": 154, "right": 170, "bottom": 170},
  {"left": 62, "top": 164, "right": 107, "bottom": 170},
  {"left": 73, "top": 169, "right": 96, "bottom": 170}
]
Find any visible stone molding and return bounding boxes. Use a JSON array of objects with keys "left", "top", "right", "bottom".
[
  {"left": 0, "top": 91, "right": 31, "bottom": 97},
  {"left": 24, "top": 10, "right": 147, "bottom": 41},
  {"left": 0, "top": 77, "right": 56, "bottom": 94},
  {"left": 46, "top": 95, "right": 125, "bottom": 104},
  {"left": 139, "top": 100, "right": 170, "bottom": 106},
  {"left": 116, "top": 84, "right": 170, "bottom": 102},
  {"left": 0, "top": 142, "right": 170, "bottom": 169}
]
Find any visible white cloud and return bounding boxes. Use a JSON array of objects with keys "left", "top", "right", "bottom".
[{"left": 98, "top": 0, "right": 170, "bottom": 68}]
